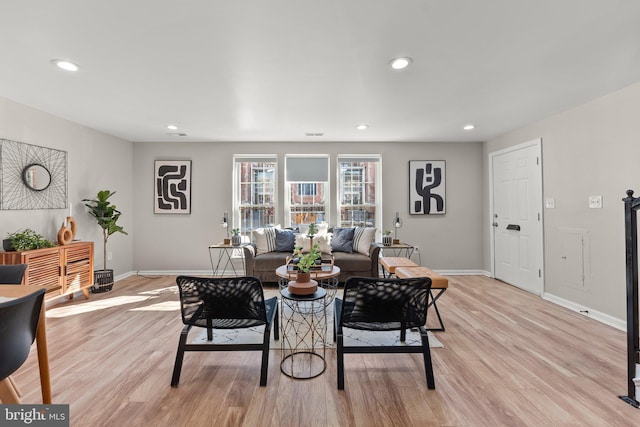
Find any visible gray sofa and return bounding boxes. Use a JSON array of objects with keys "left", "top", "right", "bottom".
[{"left": 243, "top": 243, "right": 381, "bottom": 283}]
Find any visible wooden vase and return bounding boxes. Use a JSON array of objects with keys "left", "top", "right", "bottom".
[
  {"left": 57, "top": 223, "right": 73, "bottom": 245},
  {"left": 296, "top": 271, "right": 311, "bottom": 283}
]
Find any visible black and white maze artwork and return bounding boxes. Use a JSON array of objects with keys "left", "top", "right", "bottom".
[{"left": 156, "top": 163, "right": 189, "bottom": 212}]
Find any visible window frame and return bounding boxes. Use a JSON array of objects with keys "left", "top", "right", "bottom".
[
  {"left": 284, "top": 154, "right": 330, "bottom": 227},
  {"left": 336, "top": 155, "right": 382, "bottom": 233},
  {"left": 232, "top": 155, "right": 278, "bottom": 234}
]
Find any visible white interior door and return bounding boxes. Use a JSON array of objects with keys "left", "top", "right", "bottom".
[{"left": 491, "top": 140, "right": 543, "bottom": 295}]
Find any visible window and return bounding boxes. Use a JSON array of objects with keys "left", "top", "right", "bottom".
[
  {"left": 285, "top": 155, "right": 329, "bottom": 226},
  {"left": 233, "top": 156, "right": 277, "bottom": 233},
  {"left": 337, "top": 156, "right": 381, "bottom": 230}
]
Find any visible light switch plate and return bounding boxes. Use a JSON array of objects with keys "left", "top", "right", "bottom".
[
  {"left": 589, "top": 195, "right": 602, "bottom": 209},
  {"left": 545, "top": 198, "right": 555, "bottom": 209}
]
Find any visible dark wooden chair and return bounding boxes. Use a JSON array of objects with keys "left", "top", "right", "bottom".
[
  {"left": 0, "top": 288, "right": 45, "bottom": 403},
  {"left": 171, "top": 276, "right": 278, "bottom": 387},
  {"left": 334, "top": 276, "right": 435, "bottom": 390},
  {"left": 0, "top": 264, "right": 28, "bottom": 284}
]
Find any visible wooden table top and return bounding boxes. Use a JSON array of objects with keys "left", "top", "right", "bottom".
[
  {"left": 379, "top": 257, "right": 418, "bottom": 273},
  {"left": 0, "top": 284, "right": 41, "bottom": 297},
  {"left": 275, "top": 264, "right": 341, "bottom": 280}
]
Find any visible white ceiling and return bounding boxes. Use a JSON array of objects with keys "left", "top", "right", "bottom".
[{"left": 1, "top": 0, "right": 639, "bottom": 143}]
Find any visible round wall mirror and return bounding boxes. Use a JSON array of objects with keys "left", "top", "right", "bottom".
[{"left": 22, "top": 163, "right": 52, "bottom": 191}]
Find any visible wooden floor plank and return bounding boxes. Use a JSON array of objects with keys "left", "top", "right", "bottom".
[{"left": 9, "top": 274, "right": 640, "bottom": 426}]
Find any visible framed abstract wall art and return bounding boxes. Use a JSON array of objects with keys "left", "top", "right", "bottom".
[
  {"left": 0, "top": 138, "right": 67, "bottom": 210},
  {"left": 409, "top": 160, "right": 445, "bottom": 215},
  {"left": 154, "top": 160, "right": 191, "bottom": 214}
]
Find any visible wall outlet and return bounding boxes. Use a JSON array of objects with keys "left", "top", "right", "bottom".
[
  {"left": 588, "top": 195, "right": 602, "bottom": 209},
  {"left": 545, "top": 197, "right": 555, "bottom": 209},
  {"left": 107, "top": 251, "right": 113, "bottom": 260}
]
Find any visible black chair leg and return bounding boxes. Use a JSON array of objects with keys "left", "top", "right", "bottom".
[
  {"left": 171, "top": 325, "right": 191, "bottom": 387},
  {"left": 419, "top": 328, "right": 435, "bottom": 389},
  {"left": 337, "top": 333, "right": 345, "bottom": 390},
  {"left": 400, "top": 321, "right": 406, "bottom": 342},
  {"left": 260, "top": 327, "right": 270, "bottom": 387},
  {"left": 273, "top": 304, "right": 279, "bottom": 341},
  {"left": 207, "top": 318, "right": 213, "bottom": 341}
]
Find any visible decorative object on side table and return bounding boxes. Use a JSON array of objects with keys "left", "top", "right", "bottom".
[
  {"left": 383, "top": 230, "right": 393, "bottom": 246},
  {"left": 4, "top": 229, "right": 54, "bottom": 251},
  {"left": 82, "top": 190, "right": 128, "bottom": 293},
  {"left": 221, "top": 211, "right": 230, "bottom": 244},
  {"left": 231, "top": 228, "right": 241, "bottom": 246},
  {"left": 393, "top": 211, "right": 403, "bottom": 244},
  {"left": 287, "top": 244, "right": 321, "bottom": 295}
]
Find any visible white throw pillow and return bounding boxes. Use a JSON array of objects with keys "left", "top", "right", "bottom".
[
  {"left": 295, "top": 233, "right": 332, "bottom": 254},
  {"left": 353, "top": 227, "right": 376, "bottom": 255},
  {"left": 253, "top": 225, "right": 281, "bottom": 255}
]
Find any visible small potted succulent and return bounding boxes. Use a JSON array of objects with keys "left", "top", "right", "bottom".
[{"left": 231, "top": 228, "right": 242, "bottom": 246}]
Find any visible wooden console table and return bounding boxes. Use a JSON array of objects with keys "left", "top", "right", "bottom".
[{"left": 0, "top": 241, "right": 94, "bottom": 298}]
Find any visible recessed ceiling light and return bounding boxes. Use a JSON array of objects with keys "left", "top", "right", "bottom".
[
  {"left": 166, "top": 125, "right": 178, "bottom": 130},
  {"left": 356, "top": 124, "right": 369, "bottom": 130},
  {"left": 51, "top": 59, "right": 79, "bottom": 72},
  {"left": 463, "top": 124, "right": 476, "bottom": 131},
  {"left": 389, "top": 57, "right": 413, "bottom": 70}
]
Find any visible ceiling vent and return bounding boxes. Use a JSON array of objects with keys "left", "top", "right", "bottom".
[
  {"left": 166, "top": 132, "right": 188, "bottom": 137},
  {"left": 305, "top": 132, "right": 324, "bottom": 137}
]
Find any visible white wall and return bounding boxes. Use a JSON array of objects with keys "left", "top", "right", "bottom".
[
  {"left": 0, "top": 97, "right": 134, "bottom": 277},
  {"left": 133, "top": 141, "right": 484, "bottom": 272},
  {"left": 483, "top": 81, "right": 640, "bottom": 321}
]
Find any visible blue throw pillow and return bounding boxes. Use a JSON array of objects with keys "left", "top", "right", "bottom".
[
  {"left": 275, "top": 229, "right": 296, "bottom": 252},
  {"left": 331, "top": 227, "right": 355, "bottom": 253}
]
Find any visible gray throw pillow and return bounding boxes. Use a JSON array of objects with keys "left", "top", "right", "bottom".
[
  {"left": 331, "top": 227, "right": 355, "bottom": 253},
  {"left": 275, "top": 229, "right": 296, "bottom": 252}
]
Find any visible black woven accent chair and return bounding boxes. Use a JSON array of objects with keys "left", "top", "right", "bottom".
[
  {"left": 0, "top": 264, "right": 28, "bottom": 284},
  {"left": 334, "top": 276, "right": 435, "bottom": 390},
  {"left": 171, "top": 276, "right": 278, "bottom": 387},
  {"left": 0, "top": 288, "right": 45, "bottom": 403}
]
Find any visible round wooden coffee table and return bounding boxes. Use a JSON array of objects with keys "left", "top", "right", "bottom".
[{"left": 275, "top": 264, "right": 340, "bottom": 306}]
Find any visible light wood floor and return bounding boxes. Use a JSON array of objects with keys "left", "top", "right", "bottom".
[{"left": 12, "top": 274, "right": 640, "bottom": 426}]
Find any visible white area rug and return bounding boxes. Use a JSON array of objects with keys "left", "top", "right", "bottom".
[{"left": 191, "top": 302, "right": 443, "bottom": 349}]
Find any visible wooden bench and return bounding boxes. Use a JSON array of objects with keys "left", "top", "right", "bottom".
[
  {"left": 395, "top": 266, "right": 448, "bottom": 332},
  {"left": 379, "top": 257, "right": 418, "bottom": 278}
]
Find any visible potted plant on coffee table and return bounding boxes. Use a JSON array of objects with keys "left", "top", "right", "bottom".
[
  {"left": 287, "top": 244, "right": 321, "bottom": 295},
  {"left": 83, "top": 190, "right": 127, "bottom": 292}
]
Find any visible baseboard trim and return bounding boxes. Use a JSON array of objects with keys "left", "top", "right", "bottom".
[
  {"left": 543, "top": 292, "right": 626, "bottom": 331},
  {"left": 435, "top": 269, "right": 492, "bottom": 276},
  {"left": 135, "top": 270, "right": 213, "bottom": 277}
]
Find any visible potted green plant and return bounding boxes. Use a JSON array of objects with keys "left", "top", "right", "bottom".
[
  {"left": 383, "top": 230, "right": 393, "bottom": 246},
  {"left": 4, "top": 229, "right": 54, "bottom": 251},
  {"left": 82, "top": 190, "right": 127, "bottom": 292},
  {"left": 306, "top": 222, "right": 318, "bottom": 248},
  {"left": 231, "top": 228, "right": 241, "bottom": 246},
  {"left": 292, "top": 244, "right": 321, "bottom": 283}
]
